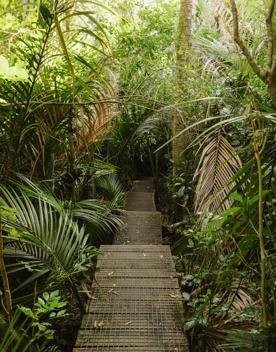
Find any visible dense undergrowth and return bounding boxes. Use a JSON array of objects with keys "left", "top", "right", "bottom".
[{"left": 0, "top": 0, "right": 276, "bottom": 351}]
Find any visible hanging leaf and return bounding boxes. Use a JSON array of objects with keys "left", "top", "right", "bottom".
[{"left": 194, "top": 133, "right": 242, "bottom": 215}]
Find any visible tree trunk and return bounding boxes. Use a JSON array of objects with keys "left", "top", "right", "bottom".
[
  {"left": 229, "top": 0, "right": 276, "bottom": 110},
  {"left": 176, "top": 0, "right": 193, "bottom": 84},
  {"left": 173, "top": 0, "right": 193, "bottom": 177},
  {"left": 268, "top": 79, "right": 276, "bottom": 108}
]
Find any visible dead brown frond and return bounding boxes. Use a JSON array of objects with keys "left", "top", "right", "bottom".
[
  {"left": 228, "top": 285, "right": 257, "bottom": 316},
  {"left": 29, "top": 104, "right": 71, "bottom": 177},
  {"left": 27, "top": 84, "right": 118, "bottom": 176},
  {"left": 194, "top": 133, "right": 242, "bottom": 214},
  {"left": 75, "top": 85, "right": 118, "bottom": 160}
]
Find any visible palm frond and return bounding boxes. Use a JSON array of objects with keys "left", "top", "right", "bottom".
[
  {"left": 0, "top": 307, "right": 60, "bottom": 352},
  {"left": 0, "top": 309, "right": 38, "bottom": 352},
  {"left": 0, "top": 185, "right": 99, "bottom": 293},
  {"left": 220, "top": 327, "right": 276, "bottom": 351},
  {"left": 75, "top": 86, "right": 118, "bottom": 160},
  {"left": 194, "top": 133, "right": 242, "bottom": 214},
  {"left": 132, "top": 115, "right": 170, "bottom": 141},
  {"left": 10, "top": 175, "right": 123, "bottom": 240},
  {"left": 71, "top": 198, "right": 123, "bottom": 238},
  {"left": 95, "top": 174, "right": 125, "bottom": 206},
  {"left": 0, "top": 0, "right": 117, "bottom": 180}
]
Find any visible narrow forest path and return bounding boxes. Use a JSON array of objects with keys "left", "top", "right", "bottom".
[{"left": 73, "top": 179, "right": 189, "bottom": 352}]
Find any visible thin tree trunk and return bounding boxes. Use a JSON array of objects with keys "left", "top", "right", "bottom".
[
  {"left": 268, "top": 79, "right": 276, "bottom": 108},
  {"left": 252, "top": 120, "right": 268, "bottom": 328},
  {"left": 0, "top": 213, "right": 12, "bottom": 321},
  {"left": 173, "top": 0, "right": 193, "bottom": 177},
  {"left": 255, "top": 149, "right": 268, "bottom": 328},
  {"left": 176, "top": 0, "right": 193, "bottom": 84}
]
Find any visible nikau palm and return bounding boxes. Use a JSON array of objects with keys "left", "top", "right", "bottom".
[
  {"left": 0, "top": 1, "right": 117, "bottom": 183},
  {"left": 0, "top": 175, "right": 123, "bottom": 312},
  {"left": 1, "top": 185, "right": 98, "bottom": 312}
]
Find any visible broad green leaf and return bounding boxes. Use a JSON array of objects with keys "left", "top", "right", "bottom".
[{"left": 0, "top": 55, "right": 28, "bottom": 81}]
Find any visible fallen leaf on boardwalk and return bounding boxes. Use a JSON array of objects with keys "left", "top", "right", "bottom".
[
  {"left": 143, "top": 253, "right": 147, "bottom": 257},
  {"left": 108, "top": 271, "right": 114, "bottom": 276},
  {"left": 98, "top": 321, "right": 104, "bottom": 328},
  {"left": 108, "top": 288, "right": 119, "bottom": 295},
  {"left": 160, "top": 255, "right": 164, "bottom": 259},
  {"left": 169, "top": 293, "right": 177, "bottom": 299},
  {"left": 93, "top": 320, "right": 104, "bottom": 329},
  {"left": 125, "top": 321, "right": 133, "bottom": 325}
]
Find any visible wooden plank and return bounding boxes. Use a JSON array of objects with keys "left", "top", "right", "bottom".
[
  {"left": 131, "top": 178, "right": 155, "bottom": 192},
  {"left": 115, "top": 211, "right": 161, "bottom": 245},
  {"left": 126, "top": 192, "right": 156, "bottom": 211},
  {"left": 100, "top": 244, "right": 170, "bottom": 252},
  {"left": 87, "top": 287, "right": 181, "bottom": 301},
  {"left": 74, "top": 349, "right": 188, "bottom": 352},
  {"left": 99, "top": 251, "right": 171, "bottom": 260},
  {"left": 74, "top": 348, "right": 188, "bottom": 352},
  {"left": 75, "top": 332, "right": 187, "bottom": 347},
  {"left": 81, "top": 314, "right": 183, "bottom": 329},
  {"left": 97, "top": 260, "right": 174, "bottom": 269},
  {"left": 96, "top": 269, "right": 177, "bottom": 278},
  {"left": 93, "top": 277, "right": 179, "bottom": 289}
]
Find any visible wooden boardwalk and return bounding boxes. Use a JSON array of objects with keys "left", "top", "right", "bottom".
[{"left": 74, "top": 179, "right": 189, "bottom": 352}]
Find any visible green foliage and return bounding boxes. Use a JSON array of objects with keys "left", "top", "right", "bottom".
[
  {"left": 0, "top": 306, "right": 61, "bottom": 352},
  {"left": 0, "top": 55, "right": 28, "bottom": 81},
  {"left": 173, "top": 134, "right": 276, "bottom": 348},
  {"left": 0, "top": 0, "right": 115, "bottom": 184},
  {"left": 101, "top": 0, "right": 176, "bottom": 180},
  {"left": 0, "top": 0, "right": 275, "bottom": 350},
  {"left": 223, "top": 327, "right": 276, "bottom": 351},
  {"left": 95, "top": 174, "right": 125, "bottom": 206},
  {"left": 0, "top": 0, "right": 39, "bottom": 33},
  {"left": 19, "top": 290, "right": 68, "bottom": 340},
  {"left": 0, "top": 179, "right": 117, "bottom": 295}
]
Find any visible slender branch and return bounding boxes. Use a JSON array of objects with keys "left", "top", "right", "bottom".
[
  {"left": 229, "top": 0, "right": 266, "bottom": 82},
  {"left": 266, "top": 0, "right": 275, "bottom": 69}
]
